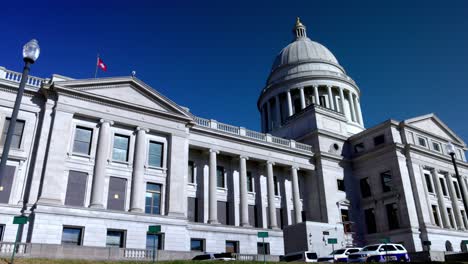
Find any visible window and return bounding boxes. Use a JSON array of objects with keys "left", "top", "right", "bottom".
[
  {"left": 190, "top": 238, "right": 205, "bottom": 251},
  {"left": 249, "top": 205, "right": 258, "bottom": 227},
  {"left": 457, "top": 149, "right": 464, "bottom": 160},
  {"left": 418, "top": 137, "right": 427, "bottom": 147},
  {"left": 0, "top": 224, "right": 4, "bottom": 241},
  {"left": 381, "top": 245, "right": 397, "bottom": 251},
  {"left": 364, "top": 208, "right": 376, "bottom": 234},
  {"left": 146, "top": 233, "right": 163, "bottom": 250},
  {"left": 337, "top": 179, "right": 345, "bottom": 191},
  {"left": 386, "top": 203, "right": 400, "bottom": 230},
  {"left": 247, "top": 171, "right": 254, "bottom": 192},
  {"left": 112, "top": 134, "right": 129, "bottom": 161},
  {"left": 395, "top": 245, "right": 405, "bottom": 251},
  {"left": 225, "top": 241, "right": 239, "bottom": 253},
  {"left": 106, "top": 230, "right": 125, "bottom": 248},
  {"left": 216, "top": 166, "right": 225, "bottom": 188},
  {"left": 257, "top": 242, "right": 270, "bottom": 255},
  {"left": 319, "top": 95, "right": 326, "bottom": 107},
  {"left": 373, "top": 134, "right": 385, "bottom": 146},
  {"left": 341, "top": 209, "right": 351, "bottom": 232},
  {"left": 432, "top": 205, "right": 440, "bottom": 227},
  {"left": 453, "top": 181, "right": 461, "bottom": 199},
  {"left": 0, "top": 165, "right": 15, "bottom": 204},
  {"left": 187, "top": 197, "right": 198, "bottom": 222},
  {"left": 61, "top": 227, "right": 83, "bottom": 245},
  {"left": 273, "top": 176, "right": 279, "bottom": 196},
  {"left": 439, "top": 178, "right": 448, "bottom": 196},
  {"left": 1, "top": 118, "right": 25, "bottom": 149},
  {"left": 360, "top": 178, "right": 372, "bottom": 198},
  {"left": 424, "top": 173, "right": 434, "bottom": 193},
  {"left": 354, "top": 143, "right": 365, "bottom": 153},
  {"left": 380, "top": 171, "right": 392, "bottom": 192},
  {"left": 145, "top": 183, "right": 161, "bottom": 214},
  {"left": 65, "top": 171, "right": 87, "bottom": 207},
  {"left": 148, "top": 141, "right": 163, "bottom": 167},
  {"left": 432, "top": 142, "right": 441, "bottom": 152},
  {"left": 447, "top": 208, "right": 455, "bottom": 228},
  {"left": 188, "top": 161, "right": 195, "bottom": 183},
  {"left": 107, "top": 177, "right": 126, "bottom": 211},
  {"left": 217, "top": 201, "right": 230, "bottom": 225},
  {"left": 72, "top": 126, "right": 93, "bottom": 155}
]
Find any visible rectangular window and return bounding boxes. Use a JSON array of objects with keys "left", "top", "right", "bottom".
[
  {"left": 360, "top": 178, "right": 372, "bottom": 198},
  {"left": 373, "top": 134, "right": 385, "bottom": 146},
  {"left": 65, "top": 171, "right": 87, "bottom": 207},
  {"left": 0, "top": 224, "right": 4, "bottom": 241},
  {"left": 112, "top": 134, "right": 129, "bottom": 162},
  {"left": 458, "top": 149, "right": 464, "bottom": 160},
  {"left": 188, "top": 161, "right": 195, "bottom": 183},
  {"left": 145, "top": 183, "right": 161, "bottom": 214},
  {"left": 72, "top": 126, "right": 93, "bottom": 155},
  {"left": 190, "top": 238, "right": 205, "bottom": 252},
  {"left": 432, "top": 205, "right": 440, "bottom": 227},
  {"left": 187, "top": 197, "right": 198, "bottom": 222},
  {"left": 225, "top": 241, "right": 239, "bottom": 253},
  {"left": 216, "top": 166, "right": 225, "bottom": 188},
  {"left": 257, "top": 242, "right": 270, "bottom": 255},
  {"left": 1, "top": 118, "right": 25, "bottom": 149},
  {"left": 277, "top": 208, "right": 283, "bottom": 229},
  {"left": 146, "top": 233, "right": 163, "bottom": 250},
  {"left": 432, "top": 142, "right": 441, "bottom": 152},
  {"left": 341, "top": 209, "right": 351, "bottom": 232},
  {"left": 61, "top": 227, "right": 83, "bottom": 246},
  {"left": 364, "top": 208, "right": 377, "bottom": 234},
  {"left": 453, "top": 181, "right": 461, "bottom": 199},
  {"left": 337, "top": 179, "right": 345, "bottom": 191},
  {"left": 447, "top": 208, "right": 455, "bottom": 228},
  {"left": 249, "top": 205, "right": 257, "bottom": 227},
  {"left": 380, "top": 171, "right": 392, "bottom": 192},
  {"left": 217, "top": 201, "right": 229, "bottom": 225},
  {"left": 319, "top": 95, "right": 326, "bottom": 107},
  {"left": 354, "top": 143, "right": 365, "bottom": 153},
  {"left": 418, "top": 137, "right": 427, "bottom": 147},
  {"left": 106, "top": 230, "right": 125, "bottom": 248},
  {"left": 386, "top": 203, "right": 400, "bottom": 230},
  {"left": 107, "top": 177, "right": 126, "bottom": 211},
  {"left": 424, "top": 173, "right": 434, "bottom": 193},
  {"left": 439, "top": 178, "right": 448, "bottom": 196},
  {"left": 148, "top": 141, "right": 163, "bottom": 167},
  {"left": 0, "top": 165, "right": 15, "bottom": 204},
  {"left": 247, "top": 171, "right": 254, "bottom": 192},
  {"left": 274, "top": 176, "right": 279, "bottom": 196}
]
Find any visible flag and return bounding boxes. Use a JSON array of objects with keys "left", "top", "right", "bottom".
[{"left": 97, "top": 57, "right": 107, "bottom": 72}]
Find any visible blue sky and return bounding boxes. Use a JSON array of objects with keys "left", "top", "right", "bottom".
[{"left": 2, "top": 0, "right": 468, "bottom": 144}]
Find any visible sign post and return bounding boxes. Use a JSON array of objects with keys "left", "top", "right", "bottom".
[
  {"left": 148, "top": 225, "right": 161, "bottom": 264},
  {"left": 258, "top": 232, "right": 269, "bottom": 264},
  {"left": 380, "top": 238, "right": 390, "bottom": 262},
  {"left": 328, "top": 238, "right": 337, "bottom": 262},
  {"left": 11, "top": 215, "right": 28, "bottom": 264}
]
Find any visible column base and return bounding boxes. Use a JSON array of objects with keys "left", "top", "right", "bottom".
[
  {"left": 130, "top": 208, "right": 143, "bottom": 213},
  {"left": 269, "top": 226, "right": 280, "bottom": 230},
  {"left": 89, "top": 203, "right": 104, "bottom": 209},
  {"left": 208, "top": 220, "right": 219, "bottom": 224},
  {"left": 241, "top": 223, "right": 251, "bottom": 227},
  {"left": 36, "top": 197, "right": 62, "bottom": 205}
]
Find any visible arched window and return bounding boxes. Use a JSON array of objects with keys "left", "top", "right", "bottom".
[
  {"left": 461, "top": 241, "right": 468, "bottom": 253},
  {"left": 445, "top": 240, "right": 453, "bottom": 252}
]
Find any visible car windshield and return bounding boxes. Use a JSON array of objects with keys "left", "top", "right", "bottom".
[
  {"left": 330, "top": 249, "right": 346, "bottom": 254},
  {"left": 306, "top": 253, "right": 317, "bottom": 259},
  {"left": 362, "top": 245, "right": 380, "bottom": 251}
]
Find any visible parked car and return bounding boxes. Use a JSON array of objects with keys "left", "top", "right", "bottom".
[
  {"left": 192, "top": 252, "right": 236, "bottom": 261},
  {"left": 282, "top": 251, "right": 318, "bottom": 262},
  {"left": 347, "top": 243, "right": 410, "bottom": 262},
  {"left": 317, "top": 247, "right": 362, "bottom": 262}
]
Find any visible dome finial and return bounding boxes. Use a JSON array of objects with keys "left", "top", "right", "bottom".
[{"left": 293, "top": 17, "right": 307, "bottom": 39}]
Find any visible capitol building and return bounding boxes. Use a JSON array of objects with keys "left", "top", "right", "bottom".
[{"left": 0, "top": 18, "right": 467, "bottom": 258}]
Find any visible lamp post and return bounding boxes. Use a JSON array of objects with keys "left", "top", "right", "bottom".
[
  {"left": 446, "top": 142, "right": 468, "bottom": 216},
  {"left": 0, "top": 39, "right": 40, "bottom": 187}
]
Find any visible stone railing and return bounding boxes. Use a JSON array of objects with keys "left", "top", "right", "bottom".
[
  {"left": 122, "top": 248, "right": 153, "bottom": 260},
  {"left": 0, "top": 67, "right": 44, "bottom": 88},
  {"left": 0, "top": 242, "right": 30, "bottom": 256},
  {"left": 194, "top": 116, "right": 313, "bottom": 152}
]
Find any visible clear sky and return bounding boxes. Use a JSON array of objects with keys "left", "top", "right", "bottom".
[{"left": 2, "top": 0, "right": 468, "bottom": 145}]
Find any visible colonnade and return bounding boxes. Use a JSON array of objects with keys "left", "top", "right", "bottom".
[{"left": 261, "top": 85, "right": 363, "bottom": 132}]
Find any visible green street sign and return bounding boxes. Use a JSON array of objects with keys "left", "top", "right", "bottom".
[
  {"left": 327, "top": 238, "right": 338, "bottom": 244},
  {"left": 380, "top": 238, "right": 391, "bottom": 243},
  {"left": 462, "top": 240, "right": 468, "bottom": 245},
  {"left": 13, "top": 216, "right": 28, "bottom": 225},
  {"left": 148, "top": 225, "right": 161, "bottom": 234},
  {"left": 258, "top": 231, "right": 269, "bottom": 238}
]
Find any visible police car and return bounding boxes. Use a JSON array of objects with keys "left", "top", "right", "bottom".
[
  {"left": 347, "top": 243, "right": 410, "bottom": 262},
  {"left": 317, "top": 248, "right": 362, "bottom": 262}
]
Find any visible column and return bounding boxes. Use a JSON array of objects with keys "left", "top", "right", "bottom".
[
  {"left": 348, "top": 92, "right": 357, "bottom": 122},
  {"left": 327, "top": 85, "right": 335, "bottom": 110},
  {"left": 166, "top": 134, "right": 189, "bottom": 216},
  {"left": 291, "top": 166, "right": 302, "bottom": 224},
  {"left": 266, "top": 161, "right": 278, "bottom": 229},
  {"left": 266, "top": 100, "right": 272, "bottom": 131},
  {"left": 459, "top": 176, "right": 468, "bottom": 224},
  {"left": 354, "top": 96, "right": 364, "bottom": 126},
  {"left": 89, "top": 119, "right": 113, "bottom": 208},
  {"left": 286, "top": 90, "right": 293, "bottom": 116},
  {"left": 239, "top": 156, "right": 249, "bottom": 226},
  {"left": 275, "top": 95, "right": 281, "bottom": 128},
  {"left": 130, "top": 127, "right": 148, "bottom": 212},
  {"left": 446, "top": 174, "right": 464, "bottom": 229},
  {"left": 208, "top": 149, "right": 219, "bottom": 224},
  {"left": 313, "top": 85, "right": 320, "bottom": 106},
  {"left": 339, "top": 87, "right": 346, "bottom": 117},
  {"left": 299, "top": 87, "right": 306, "bottom": 109},
  {"left": 431, "top": 170, "right": 450, "bottom": 228}
]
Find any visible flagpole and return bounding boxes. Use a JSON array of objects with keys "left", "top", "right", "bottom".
[{"left": 94, "top": 53, "right": 99, "bottom": 78}]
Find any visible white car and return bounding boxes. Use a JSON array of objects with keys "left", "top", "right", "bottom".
[
  {"left": 317, "top": 248, "right": 361, "bottom": 262},
  {"left": 347, "top": 243, "right": 410, "bottom": 262}
]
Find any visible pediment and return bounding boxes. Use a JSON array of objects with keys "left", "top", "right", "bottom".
[{"left": 404, "top": 114, "right": 465, "bottom": 146}]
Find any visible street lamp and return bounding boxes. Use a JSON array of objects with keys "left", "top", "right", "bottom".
[
  {"left": 0, "top": 39, "right": 40, "bottom": 188},
  {"left": 446, "top": 142, "right": 468, "bottom": 216}
]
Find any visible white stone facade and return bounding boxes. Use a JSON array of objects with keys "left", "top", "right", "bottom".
[{"left": 0, "top": 18, "right": 467, "bottom": 256}]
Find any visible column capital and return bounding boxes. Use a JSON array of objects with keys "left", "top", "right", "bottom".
[
  {"left": 99, "top": 119, "right": 114, "bottom": 126},
  {"left": 312, "top": 84, "right": 319, "bottom": 88},
  {"left": 266, "top": 160, "right": 275, "bottom": 166},
  {"left": 299, "top": 86, "right": 304, "bottom": 90},
  {"left": 135, "top": 126, "right": 150, "bottom": 133},
  {"left": 209, "top": 149, "right": 220, "bottom": 154},
  {"left": 291, "top": 165, "right": 300, "bottom": 171},
  {"left": 239, "top": 155, "right": 249, "bottom": 161}
]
